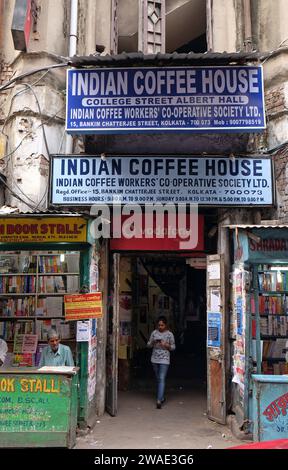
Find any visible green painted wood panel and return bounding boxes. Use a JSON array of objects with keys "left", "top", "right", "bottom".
[{"left": 0, "top": 373, "right": 77, "bottom": 447}]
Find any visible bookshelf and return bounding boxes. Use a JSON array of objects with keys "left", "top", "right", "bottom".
[
  {"left": 0, "top": 251, "right": 80, "bottom": 366},
  {"left": 252, "top": 264, "right": 288, "bottom": 375}
]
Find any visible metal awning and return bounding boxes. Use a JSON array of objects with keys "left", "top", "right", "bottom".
[
  {"left": 223, "top": 224, "right": 288, "bottom": 229},
  {"left": 0, "top": 207, "right": 89, "bottom": 217},
  {"left": 68, "top": 51, "right": 266, "bottom": 68}
]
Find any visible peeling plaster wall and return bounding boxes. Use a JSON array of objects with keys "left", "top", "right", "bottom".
[
  {"left": 263, "top": 50, "right": 288, "bottom": 221},
  {"left": 4, "top": 112, "right": 64, "bottom": 211},
  {"left": 0, "top": 0, "right": 67, "bottom": 212},
  {"left": 251, "top": 0, "right": 288, "bottom": 52},
  {"left": 1, "top": 66, "right": 66, "bottom": 211}
]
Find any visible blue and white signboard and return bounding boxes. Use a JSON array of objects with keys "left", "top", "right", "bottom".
[
  {"left": 50, "top": 155, "right": 273, "bottom": 206},
  {"left": 207, "top": 312, "right": 222, "bottom": 348},
  {"left": 66, "top": 66, "right": 265, "bottom": 134}
]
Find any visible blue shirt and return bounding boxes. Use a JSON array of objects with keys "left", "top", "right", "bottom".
[{"left": 38, "top": 343, "right": 74, "bottom": 367}]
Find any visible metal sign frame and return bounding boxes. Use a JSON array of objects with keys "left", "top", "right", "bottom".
[
  {"left": 65, "top": 65, "right": 266, "bottom": 134},
  {"left": 49, "top": 154, "right": 274, "bottom": 208}
]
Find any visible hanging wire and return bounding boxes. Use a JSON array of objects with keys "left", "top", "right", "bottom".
[
  {"left": 0, "top": 174, "right": 37, "bottom": 211},
  {"left": 0, "top": 62, "right": 68, "bottom": 93}
]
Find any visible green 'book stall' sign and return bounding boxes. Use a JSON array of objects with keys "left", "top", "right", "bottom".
[
  {"left": 0, "top": 374, "right": 69, "bottom": 432},
  {"left": 0, "top": 372, "right": 78, "bottom": 447}
]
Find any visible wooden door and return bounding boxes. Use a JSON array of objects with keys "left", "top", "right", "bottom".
[
  {"left": 106, "top": 253, "right": 120, "bottom": 416},
  {"left": 206, "top": 254, "right": 226, "bottom": 424}
]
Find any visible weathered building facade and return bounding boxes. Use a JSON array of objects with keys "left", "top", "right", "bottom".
[{"left": 0, "top": 0, "right": 288, "bottom": 437}]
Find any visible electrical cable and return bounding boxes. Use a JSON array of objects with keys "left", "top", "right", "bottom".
[
  {"left": 18, "top": 82, "right": 51, "bottom": 159},
  {"left": 0, "top": 62, "right": 68, "bottom": 93},
  {"left": 0, "top": 174, "right": 37, "bottom": 211},
  {"left": 261, "top": 41, "right": 288, "bottom": 65},
  {"left": 0, "top": 79, "right": 64, "bottom": 210}
]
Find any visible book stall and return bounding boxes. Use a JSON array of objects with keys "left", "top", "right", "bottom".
[
  {"left": 0, "top": 214, "right": 91, "bottom": 447},
  {"left": 229, "top": 225, "right": 288, "bottom": 441}
]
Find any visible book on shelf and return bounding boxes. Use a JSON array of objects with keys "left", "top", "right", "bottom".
[
  {"left": 35, "top": 318, "right": 73, "bottom": 341},
  {"left": 258, "top": 295, "right": 283, "bottom": 315},
  {"left": 13, "top": 333, "right": 38, "bottom": 354},
  {"left": 13, "top": 353, "right": 34, "bottom": 367},
  {"left": 0, "top": 321, "right": 14, "bottom": 340},
  {"left": 36, "top": 297, "right": 63, "bottom": 317},
  {"left": 262, "top": 361, "right": 288, "bottom": 375},
  {"left": 257, "top": 315, "right": 288, "bottom": 337},
  {"left": 260, "top": 317, "right": 268, "bottom": 335},
  {"left": 38, "top": 255, "right": 73, "bottom": 274},
  {"left": 0, "top": 275, "right": 35, "bottom": 294},
  {"left": 35, "top": 343, "right": 46, "bottom": 366},
  {"left": 262, "top": 338, "right": 287, "bottom": 359},
  {"left": 38, "top": 276, "right": 67, "bottom": 294},
  {"left": 66, "top": 275, "right": 79, "bottom": 293},
  {"left": 66, "top": 254, "right": 80, "bottom": 273},
  {"left": 266, "top": 316, "right": 288, "bottom": 336},
  {"left": 258, "top": 272, "right": 286, "bottom": 292},
  {"left": 14, "top": 320, "right": 34, "bottom": 336}
]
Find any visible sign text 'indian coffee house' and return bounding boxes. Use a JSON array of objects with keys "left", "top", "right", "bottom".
[
  {"left": 50, "top": 155, "right": 273, "bottom": 207},
  {"left": 66, "top": 66, "right": 265, "bottom": 134}
]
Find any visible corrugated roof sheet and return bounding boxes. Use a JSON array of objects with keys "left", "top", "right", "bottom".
[
  {"left": 223, "top": 224, "right": 288, "bottom": 229},
  {"left": 69, "top": 51, "right": 266, "bottom": 68},
  {"left": 0, "top": 207, "right": 89, "bottom": 217}
]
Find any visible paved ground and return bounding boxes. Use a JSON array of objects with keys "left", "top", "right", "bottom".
[{"left": 75, "top": 382, "right": 244, "bottom": 449}]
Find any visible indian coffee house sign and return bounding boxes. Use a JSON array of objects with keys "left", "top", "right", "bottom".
[
  {"left": 65, "top": 66, "right": 265, "bottom": 134},
  {"left": 50, "top": 154, "right": 273, "bottom": 207}
]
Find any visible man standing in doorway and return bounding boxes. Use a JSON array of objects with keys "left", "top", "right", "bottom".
[
  {"left": 147, "top": 316, "right": 175, "bottom": 409},
  {"left": 38, "top": 329, "right": 74, "bottom": 367}
]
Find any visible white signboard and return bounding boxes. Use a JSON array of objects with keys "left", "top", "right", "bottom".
[
  {"left": 50, "top": 155, "right": 273, "bottom": 206},
  {"left": 76, "top": 320, "right": 90, "bottom": 342},
  {"left": 208, "top": 263, "right": 221, "bottom": 280}
]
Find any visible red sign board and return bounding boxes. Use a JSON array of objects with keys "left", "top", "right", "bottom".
[
  {"left": 110, "top": 214, "right": 204, "bottom": 251},
  {"left": 11, "top": 0, "right": 32, "bottom": 51},
  {"left": 64, "top": 293, "right": 103, "bottom": 321}
]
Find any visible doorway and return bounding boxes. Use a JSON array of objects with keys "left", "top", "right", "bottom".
[{"left": 107, "top": 253, "right": 207, "bottom": 414}]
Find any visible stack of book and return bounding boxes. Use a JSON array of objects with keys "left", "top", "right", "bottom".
[
  {"left": 0, "top": 275, "right": 35, "bottom": 293},
  {"left": 258, "top": 295, "right": 283, "bottom": 314},
  {"left": 258, "top": 272, "right": 287, "bottom": 291},
  {"left": 0, "top": 321, "right": 14, "bottom": 340},
  {"left": 38, "top": 276, "right": 66, "bottom": 293},
  {"left": 38, "top": 256, "right": 67, "bottom": 273},
  {"left": 35, "top": 318, "right": 73, "bottom": 341}
]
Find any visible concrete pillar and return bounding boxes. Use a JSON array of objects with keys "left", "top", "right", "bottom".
[{"left": 208, "top": 0, "right": 238, "bottom": 52}]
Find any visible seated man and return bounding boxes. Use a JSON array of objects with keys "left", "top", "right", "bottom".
[{"left": 39, "top": 329, "right": 74, "bottom": 367}]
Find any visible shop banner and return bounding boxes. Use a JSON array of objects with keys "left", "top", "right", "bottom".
[
  {"left": 234, "top": 228, "right": 288, "bottom": 263},
  {"left": 64, "top": 292, "right": 103, "bottom": 321},
  {"left": 66, "top": 66, "right": 265, "bottom": 134},
  {"left": 50, "top": 155, "right": 273, "bottom": 207},
  {"left": 110, "top": 213, "right": 204, "bottom": 251},
  {"left": 0, "top": 217, "right": 87, "bottom": 243}
]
